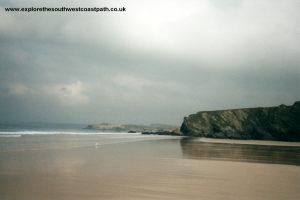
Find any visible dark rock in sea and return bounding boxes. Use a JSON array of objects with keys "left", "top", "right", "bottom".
[
  {"left": 128, "top": 130, "right": 136, "bottom": 133},
  {"left": 180, "top": 101, "right": 300, "bottom": 141},
  {"left": 142, "top": 130, "right": 181, "bottom": 136}
]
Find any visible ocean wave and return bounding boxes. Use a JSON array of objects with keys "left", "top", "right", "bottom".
[
  {"left": 0, "top": 131, "right": 142, "bottom": 135},
  {"left": 0, "top": 134, "right": 22, "bottom": 137}
]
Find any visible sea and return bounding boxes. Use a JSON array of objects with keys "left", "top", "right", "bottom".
[
  {"left": 0, "top": 122, "right": 98, "bottom": 135},
  {"left": 0, "top": 122, "right": 169, "bottom": 153}
]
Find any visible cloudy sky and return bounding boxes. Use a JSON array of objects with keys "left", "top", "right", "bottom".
[{"left": 0, "top": 0, "right": 299, "bottom": 125}]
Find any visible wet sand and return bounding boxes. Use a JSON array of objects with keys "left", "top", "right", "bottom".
[
  {"left": 0, "top": 134, "right": 300, "bottom": 200},
  {"left": 196, "top": 137, "right": 300, "bottom": 146},
  {"left": 181, "top": 138, "right": 300, "bottom": 165}
]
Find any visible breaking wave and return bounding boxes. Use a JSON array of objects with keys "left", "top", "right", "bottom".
[{"left": 0, "top": 131, "right": 141, "bottom": 135}]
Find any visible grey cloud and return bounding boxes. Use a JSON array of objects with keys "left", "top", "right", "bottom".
[{"left": 0, "top": 0, "right": 299, "bottom": 124}]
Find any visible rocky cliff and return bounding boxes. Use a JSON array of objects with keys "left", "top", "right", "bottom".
[{"left": 180, "top": 102, "right": 300, "bottom": 141}]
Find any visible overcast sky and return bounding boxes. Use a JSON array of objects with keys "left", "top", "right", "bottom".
[{"left": 0, "top": 0, "right": 299, "bottom": 125}]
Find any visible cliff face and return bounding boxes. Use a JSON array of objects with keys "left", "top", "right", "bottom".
[{"left": 180, "top": 102, "right": 300, "bottom": 141}]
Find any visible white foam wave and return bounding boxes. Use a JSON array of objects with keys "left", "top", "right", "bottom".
[
  {"left": 0, "top": 134, "right": 21, "bottom": 137},
  {"left": 0, "top": 131, "right": 142, "bottom": 135}
]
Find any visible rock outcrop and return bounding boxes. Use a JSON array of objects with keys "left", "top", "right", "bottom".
[
  {"left": 180, "top": 101, "right": 300, "bottom": 141},
  {"left": 85, "top": 123, "right": 178, "bottom": 133},
  {"left": 142, "top": 129, "right": 181, "bottom": 136}
]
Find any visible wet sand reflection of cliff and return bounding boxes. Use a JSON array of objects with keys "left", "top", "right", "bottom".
[{"left": 180, "top": 138, "right": 300, "bottom": 166}]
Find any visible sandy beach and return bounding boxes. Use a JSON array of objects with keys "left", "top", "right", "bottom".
[{"left": 0, "top": 134, "right": 299, "bottom": 200}]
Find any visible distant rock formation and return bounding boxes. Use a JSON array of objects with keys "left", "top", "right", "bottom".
[
  {"left": 180, "top": 101, "right": 300, "bottom": 141},
  {"left": 142, "top": 130, "right": 181, "bottom": 136},
  {"left": 85, "top": 123, "right": 178, "bottom": 133}
]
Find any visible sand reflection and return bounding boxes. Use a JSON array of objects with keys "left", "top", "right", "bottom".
[{"left": 180, "top": 138, "right": 300, "bottom": 165}]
